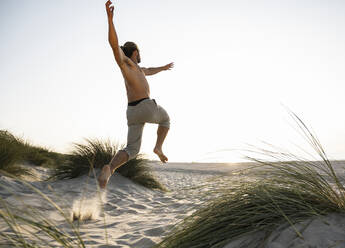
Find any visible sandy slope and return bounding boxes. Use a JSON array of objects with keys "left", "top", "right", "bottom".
[{"left": 1, "top": 162, "right": 345, "bottom": 247}]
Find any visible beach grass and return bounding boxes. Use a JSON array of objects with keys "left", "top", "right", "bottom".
[
  {"left": 0, "top": 130, "right": 165, "bottom": 190},
  {"left": 0, "top": 130, "right": 33, "bottom": 178},
  {"left": 0, "top": 130, "right": 68, "bottom": 178},
  {"left": 156, "top": 114, "right": 345, "bottom": 248},
  {"left": 50, "top": 138, "right": 166, "bottom": 191}
]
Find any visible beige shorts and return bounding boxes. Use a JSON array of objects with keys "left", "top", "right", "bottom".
[{"left": 123, "top": 98, "right": 170, "bottom": 160}]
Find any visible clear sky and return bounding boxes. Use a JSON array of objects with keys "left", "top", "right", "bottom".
[{"left": 1, "top": 0, "right": 345, "bottom": 162}]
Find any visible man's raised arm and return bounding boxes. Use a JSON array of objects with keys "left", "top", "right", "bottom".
[
  {"left": 141, "top": 63, "right": 174, "bottom": 76},
  {"left": 106, "top": 0, "right": 126, "bottom": 67}
]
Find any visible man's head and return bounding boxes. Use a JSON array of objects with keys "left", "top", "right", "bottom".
[{"left": 120, "top": 41, "right": 141, "bottom": 63}]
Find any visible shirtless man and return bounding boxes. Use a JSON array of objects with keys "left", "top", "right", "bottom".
[{"left": 98, "top": 0, "right": 173, "bottom": 188}]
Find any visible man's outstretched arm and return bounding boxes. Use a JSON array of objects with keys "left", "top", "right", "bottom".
[
  {"left": 141, "top": 63, "right": 174, "bottom": 76},
  {"left": 106, "top": 0, "right": 126, "bottom": 67}
]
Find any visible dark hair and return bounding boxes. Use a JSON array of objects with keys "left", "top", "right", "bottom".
[{"left": 120, "top": 41, "right": 139, "bottom": 58}]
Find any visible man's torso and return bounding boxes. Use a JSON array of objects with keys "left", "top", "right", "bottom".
[{"left": 121, "top": 61, "right": 150, "bottom": 102}]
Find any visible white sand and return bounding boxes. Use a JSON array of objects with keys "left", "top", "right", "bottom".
[{"left": 1, "top": 161, "right": 345, "bottom": 247}]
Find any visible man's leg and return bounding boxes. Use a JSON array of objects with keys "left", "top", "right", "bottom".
[
  {"left": 98, "top": 123, "right": 143, "bottom": 189},
  {"left": 153, "top": 125, "right": 169, "bottom": 163},
  {"left": 98, "top": 150, "right": 128, "bottom": 189},
  {"left": 109, "top": 150, "right": 129, "bottom": 173}
]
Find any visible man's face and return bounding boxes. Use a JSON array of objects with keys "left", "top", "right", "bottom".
[{"left": 136, "top": 50, "right": 141, "bottom": 63}]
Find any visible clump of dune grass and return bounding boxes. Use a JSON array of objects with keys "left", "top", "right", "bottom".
[
  {"left": 0, "top": 130, "right": 68, "bottom": 178},
  {"left": 156, "top": 113, "right": 345, "bottom": 248},
  {"left": 0, "top": 131, "right": 32, "bottom": 178},
  {"left": 0, "top": 130, "right": 165, "bottom": 190},
  {"left": 51, "top": 139, "right": 166, "bottom": 191}
]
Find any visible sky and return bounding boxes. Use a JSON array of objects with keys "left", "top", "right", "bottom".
[{"left": 1, "top": 0, "right": 345, "bottom": 162}]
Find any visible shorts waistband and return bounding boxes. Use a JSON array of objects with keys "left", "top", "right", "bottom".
[{"left": 128, "top": 97, "right": 150, "bottom": 106}]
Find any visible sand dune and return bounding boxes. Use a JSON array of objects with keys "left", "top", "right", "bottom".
[{"left": 1, "top": 162, "right": 345, "bottom": 247}]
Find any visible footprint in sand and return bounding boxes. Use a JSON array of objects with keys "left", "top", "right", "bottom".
[
  {"left": 129, "top": 203, "right": 147, "bottom": 210},
  {"left": 118, "top": 233, "right": 141, "bottom": 241},
  {"left": 128, "top": 221, "right": 146, "bottom": 227},
  {"left": 104, "top": 222, "right": 121, "bottom": 228},
  {"left": 143, "top": 226, "right": 165, "bottom": 237}
]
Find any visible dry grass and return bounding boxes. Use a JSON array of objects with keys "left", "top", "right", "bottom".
[
  {"left": 156, "top": 113, "right": 345, "bottom": 248},
  {"left": 51, "top": 138, "right": 166, "bottom": 190}
]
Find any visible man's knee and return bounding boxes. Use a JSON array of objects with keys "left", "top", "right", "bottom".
[
  {"left": 159, "top": 121, "right": 170, "bottom": 129},
  {"left": 159, "top": 115, "right": 170, "bottom": 129},
  {"left": 157, "top": 106, "right": 170, "bottom": 128}
]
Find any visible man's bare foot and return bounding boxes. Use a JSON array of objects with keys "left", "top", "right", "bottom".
[
  {"left": 153, "top": 147, "right": 168, "bottom": 163},
  {"left": 98, "top": 164, "right": 111, "bottom": 189}
]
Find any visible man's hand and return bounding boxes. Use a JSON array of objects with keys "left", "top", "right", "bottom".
[
  {"left": 105, "top": 0, "right": 114, "bottom": 20},
  {"left": 162, "top": 62, "right": 174, "bottom": 71}
]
